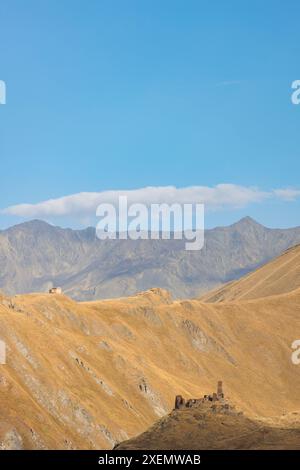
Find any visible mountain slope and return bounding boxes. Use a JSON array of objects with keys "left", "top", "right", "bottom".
[
  {"left": 115, "top": 245, "right": 300, "bottom": 451},
  {"left": 201, "top": 243, "right": 300, "bottom": 302},
  {"left": 1, "top": 278, "right": 300, "bottom": 449},
  {"left": 1, "top": 217, "right": 300, "bottom": 300}
]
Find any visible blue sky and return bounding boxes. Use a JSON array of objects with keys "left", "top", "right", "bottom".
[{"left": 1, "top": 0, "right": 300, "bottom": 229}]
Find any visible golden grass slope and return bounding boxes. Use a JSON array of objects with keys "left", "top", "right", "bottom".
[
  {"left": 0, "top": 277, "right": 300, "bottom": 449},
  {"left": 201, "top": 243, "right": 300, "bottom": 302}
]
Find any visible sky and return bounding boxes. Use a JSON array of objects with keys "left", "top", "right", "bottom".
[{"left": 1, "top": 0, "right": 300, "bottom": 230}]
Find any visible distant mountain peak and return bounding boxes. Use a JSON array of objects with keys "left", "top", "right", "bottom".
[
  {"left": 234, "top": 216, "right": 264, "bottom": 228},
  {"left": 24, "top": 219, "right": 52, "bottom": 227},
  {"left": 5, "top": 219, "right": 54, "bottom": 232}
]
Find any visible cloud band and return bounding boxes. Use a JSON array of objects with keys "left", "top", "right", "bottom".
[{"left": 2, "top": 184, "right": 299, "bottom": 219}]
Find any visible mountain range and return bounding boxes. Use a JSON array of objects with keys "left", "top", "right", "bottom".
[{"left": 1, "top": 217, "right": 300, "bottom": 300}]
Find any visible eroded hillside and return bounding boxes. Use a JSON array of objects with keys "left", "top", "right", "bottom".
[{"left": 0, "top": 277, "right": 300, "bottom": 449}]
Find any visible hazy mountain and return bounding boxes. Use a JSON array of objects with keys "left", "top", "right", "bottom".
[{"left": 1, "top": 217, "right": 300, "bottom": 300}]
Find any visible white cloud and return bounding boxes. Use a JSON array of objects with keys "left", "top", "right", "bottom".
[
  {"left": 273, "top": 188, "right": 300, "bottom": 201},
  {"left": 1, "top": 184, "right": 291, "bottom": 219}
]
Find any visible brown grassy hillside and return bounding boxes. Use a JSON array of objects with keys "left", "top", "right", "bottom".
[
  {"left": 201, "top": 243, "right": 300, "bottom": 302},
  {"left": 0, "top": 272, "right": 300, "bottom": 448}
]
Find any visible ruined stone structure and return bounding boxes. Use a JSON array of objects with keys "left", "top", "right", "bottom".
[
  {"left": 175, "top": 395, "right": 186, "bottom": 409},
  {"left": 217, "top": 380, "right": 223, "bottom": 398},
  {"left": 174, "top": 381, "right": 227, "bottom": 410},
  {"left": 49, "top": 287, "right": 62, "bottom": 295}
]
